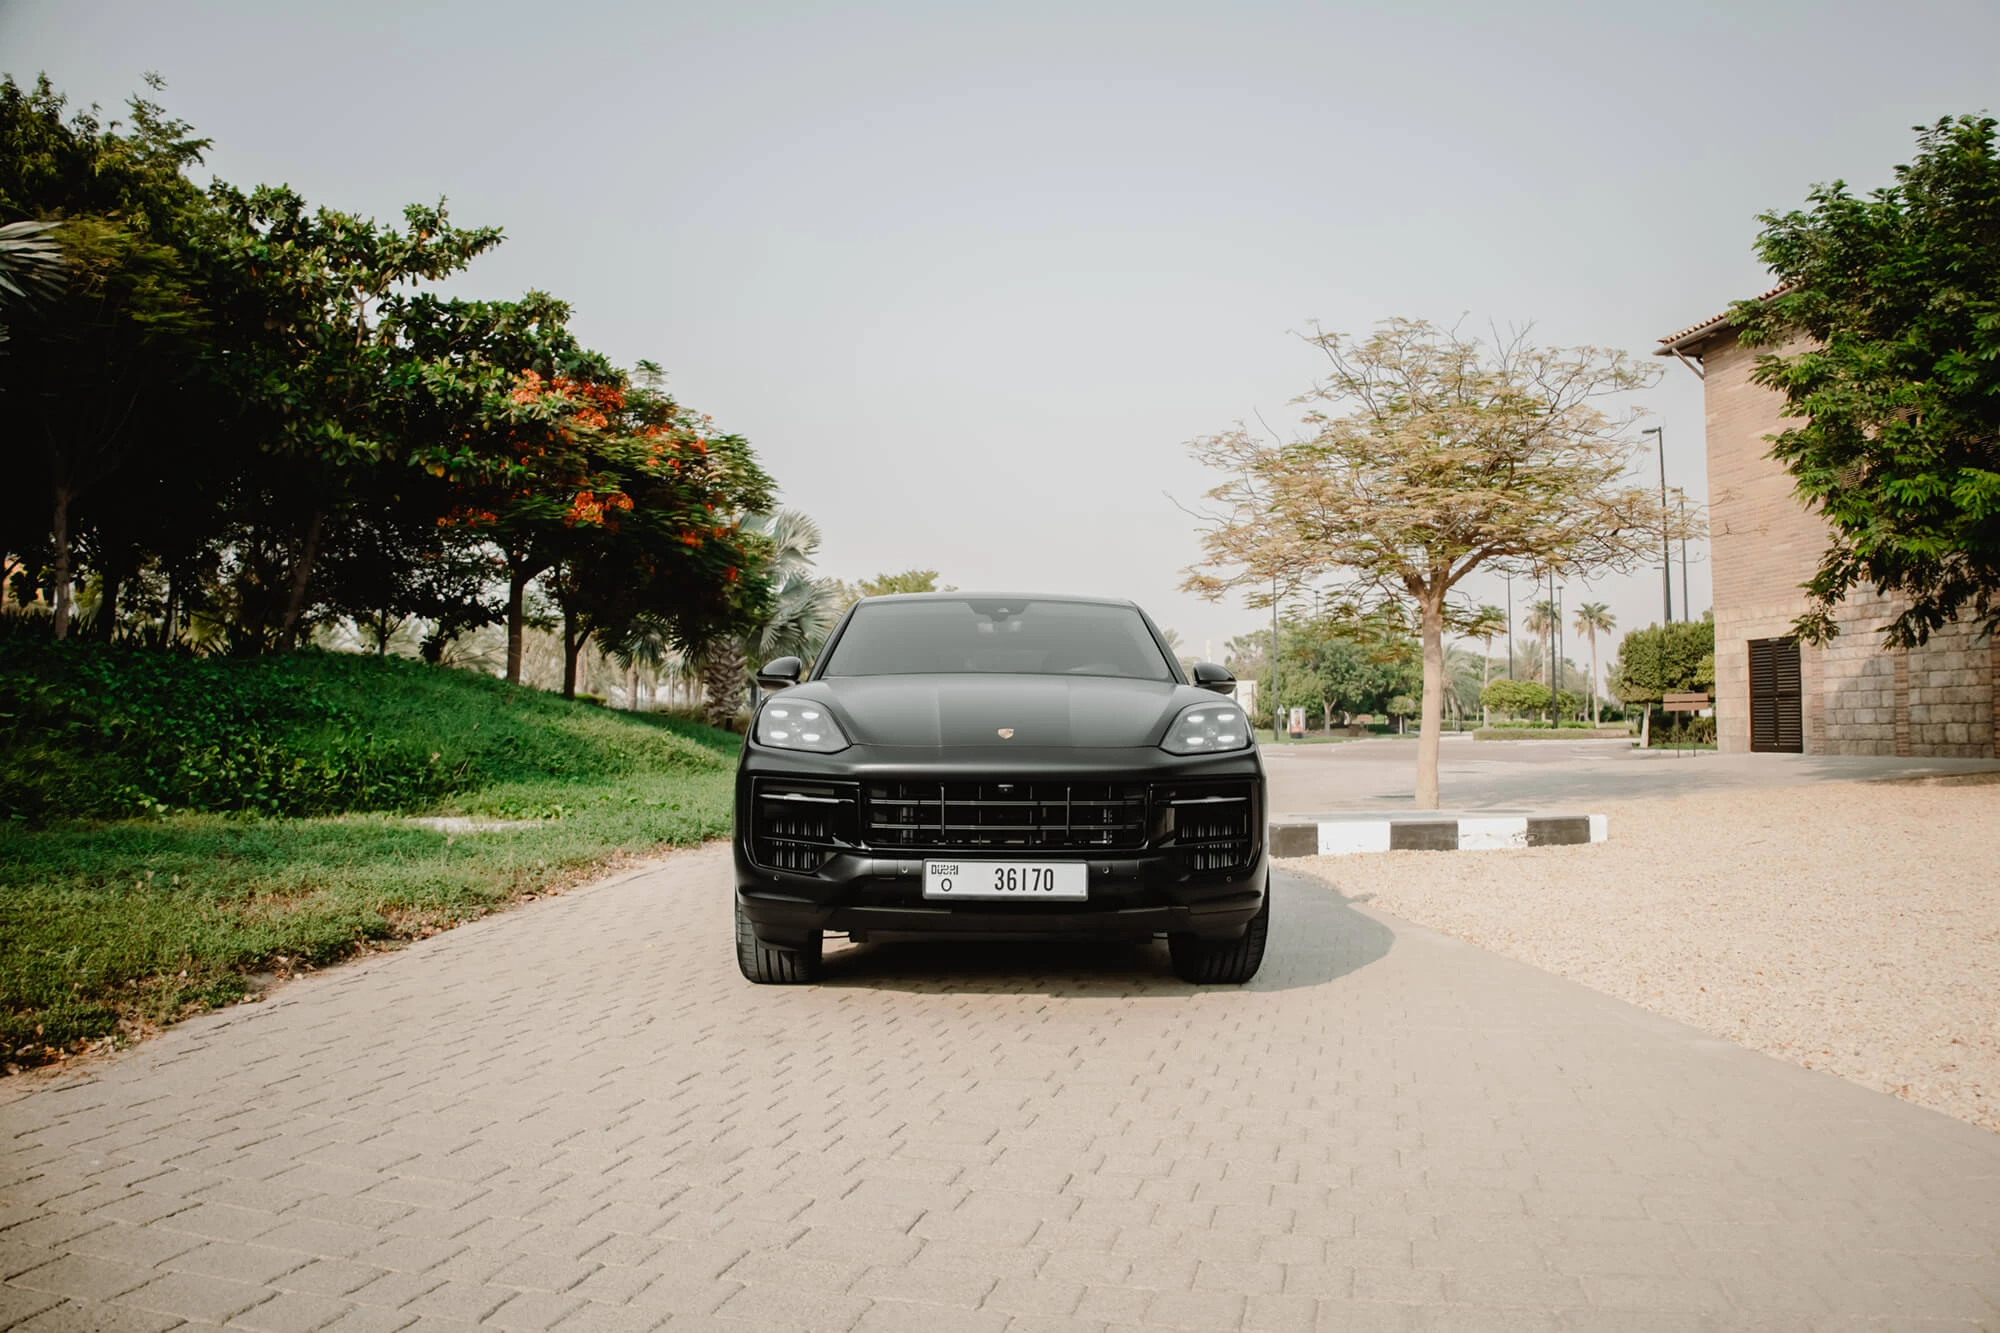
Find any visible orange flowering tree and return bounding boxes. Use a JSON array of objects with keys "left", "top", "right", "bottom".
[
  {"left": 543, "top": 374, "right": 774, "bottom": 697},
  {"left": 404, "top": 302, "right": 772, "bottom": 686}
]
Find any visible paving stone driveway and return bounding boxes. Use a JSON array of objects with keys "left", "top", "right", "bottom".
[{"left": 3, "top": 846, "right": 1998, "bottom": 1332}]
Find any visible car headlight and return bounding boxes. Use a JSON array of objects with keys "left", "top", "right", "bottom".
[
  {"left": 1160, "top": 701, "right": 1251, "bottom": 754},
  {"left": 756, "top": 700, "right": 850, "bottom": 753}
]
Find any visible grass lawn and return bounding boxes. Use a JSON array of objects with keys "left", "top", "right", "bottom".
[{"left": 1, "top": 636, "right": 738, "bottom": 1069}]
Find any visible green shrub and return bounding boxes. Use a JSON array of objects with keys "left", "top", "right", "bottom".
[
  {"left": 0, "top": 631, "right": 730, "bottom": 823},
  {"left": 0, "top": 633, "right": 742, "bottom": 1065},
  {"left": 1480, "top": 678, "right": 1550, "bottom": 714}
]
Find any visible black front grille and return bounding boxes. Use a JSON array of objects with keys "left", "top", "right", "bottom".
[
  {"left": 864, "top": 781, "right": 1147, "bottom": 851},
  {"left": 751, "top": 779, "right": 860, "bottom": 871},
  {"left": 1153, "top": 781, "right": 1257, "bottom": 872}
]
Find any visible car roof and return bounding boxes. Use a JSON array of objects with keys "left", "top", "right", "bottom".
[{"left": 851, "top": 591, "right": 1141, "bottom": 608}]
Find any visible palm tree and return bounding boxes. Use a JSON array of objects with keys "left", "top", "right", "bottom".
[
  {"left": 698, "top": 509, "right": 840, "bottom": 728},
  {"left": 1573, "top": 601, "right": 1616, "bottom": 726},
  {"left": 1443, "top": 643, "right": 1485, "bottom": 727},
  {"left": 0, "top": 220, "right": 65, "bottom": 346},
  {"left": 1462, "top": 604, "right": 1506, "bottom": 725},
  {"left": 1522, "top": 599, "right": 1558, "bottom": 721}
]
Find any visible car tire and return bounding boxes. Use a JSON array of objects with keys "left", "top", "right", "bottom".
[
  {"left": 1168, "top": 882, "right": 1270, "bottom": 985},
  {"left": 735, "top": 894, "right": 823, "bottom": 984}
]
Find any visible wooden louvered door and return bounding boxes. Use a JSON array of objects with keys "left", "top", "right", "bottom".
[{"left": 1748, "top": 637, "right": 1803, "bottom": 752}]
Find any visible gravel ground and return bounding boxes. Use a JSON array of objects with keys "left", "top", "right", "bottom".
[{"left": 1293, "top": 775, "right": 2000, "bottom": 1131}]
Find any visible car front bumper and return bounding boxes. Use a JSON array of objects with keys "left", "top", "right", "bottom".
[{"left": 732, "top": 744, "right": 1267, "bottom": 945}]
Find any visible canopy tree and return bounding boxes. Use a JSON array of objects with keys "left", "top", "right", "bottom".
[
  {"left": 1185, "top": 318, "right": 1700, "bottom": 808},
  {"left": 0, "top": 75, "right": 211, "bottom": 639},
  {"left": 1733, "top": 114, "right": 2000, "bottom": 648},
  {"left": 203, "top": 184, "right": 502, "bottom": 649}
]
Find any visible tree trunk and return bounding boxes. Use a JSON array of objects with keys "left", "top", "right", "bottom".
[
  {"left": 1415, "top": 594, "right": 1445, "bottom": 809},
  {"left": 1588, "top": 630, "right": 1601, "bottom": 726},
  {"left": 561, "top": 606, "right": 590, "bottom": 700},
  {"left": 505, "top": 562, "right": 528, "bottom": 684},
  {"left": 701, "top": 641, "right": 747, "bottom": 729},
  {"left": 51, "top": 487, "right": 74, "bottom": 641},
  {"left": 277, "top": 509, "right": 326, "bottom": 652},
  {"left": 96, "top": 562, "right": 123, "bottom": 643},
  {"left": 1640, "top": 702, "right": 1651, "bottom": 749}
]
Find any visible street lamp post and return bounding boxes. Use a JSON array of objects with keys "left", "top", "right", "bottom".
[
  {"left": 1546, "top": 568, "right": 1559, "bottom": 726},
  {"left": 1270, "top": 575, "right": 1280, "bottom": 743},
  {"left": 1642, "top": 426, "right": 1673, "bottom": 623},
  {"left": 1504, "top": 572, "right": 1513, "bottom": 678},
  {"left": 1679, "top": 492, "right": 1691, "bottom": 622}
]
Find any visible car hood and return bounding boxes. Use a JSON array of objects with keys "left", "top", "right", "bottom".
[{"left": 787, "top": 674, "right": 1212, "bottom": 749}]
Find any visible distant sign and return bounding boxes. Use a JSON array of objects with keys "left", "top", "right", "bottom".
[
  {"left": 1663, "top": 692, "right": 1710, "bottom": 713},
  {"left": 1287, "top": 707, "right": 1307, "bottom": 738}
]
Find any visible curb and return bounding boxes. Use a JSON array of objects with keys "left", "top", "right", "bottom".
[{"left": 1269, "top": 813, "right": 1608, "bottom": 858}]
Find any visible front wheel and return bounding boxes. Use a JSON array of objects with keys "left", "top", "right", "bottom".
[
  {"left": 1168, "top": 883, "right": 1270, "bottom": 984},
  {"left": 735, "top": 895, "right": 823, "bottom": 984}
]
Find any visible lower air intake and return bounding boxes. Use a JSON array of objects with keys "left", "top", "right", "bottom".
[{"left": 751, "top": 779, "right": 859, "bottom": 872}]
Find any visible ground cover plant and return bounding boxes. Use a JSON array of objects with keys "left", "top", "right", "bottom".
[{"left": 0, "top": 636, "right": 739, "bottom": 1068}]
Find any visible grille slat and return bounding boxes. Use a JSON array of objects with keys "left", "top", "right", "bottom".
[
  {"left": 751, "top": 779, "right": 861, "bottom": 871},
  {"left": 1154, "top": 781, "right": 1257, "bottom": 872},
  {"left": 865, "top": 781, "right": 1146, "bottom": 851}
]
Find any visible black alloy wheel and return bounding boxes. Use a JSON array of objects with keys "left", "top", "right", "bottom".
[
  {"left": 734, "top": 895, "right": 824, "bottom": 984},
  {"left": 1167, "top": 880, "right": 1270, "bottom": 984}
]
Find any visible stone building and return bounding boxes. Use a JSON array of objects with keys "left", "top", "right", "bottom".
[{"left": 1657, "top": 296, "right": 1999, "bottom": 757}]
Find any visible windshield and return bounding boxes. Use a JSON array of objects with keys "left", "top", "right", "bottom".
[{"left": 821, "top": 598, "right": 1176, "bottom": 681}]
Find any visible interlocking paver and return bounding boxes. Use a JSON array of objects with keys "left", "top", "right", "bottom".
[
  {"left": 3, "top": 847, "right": 1999, "bottom": 1333},
  {"left": 484, "top": 1288, "right": 586, "bottom": 1330},
  {"left": 225, "top": 1288, "right": 361, "bottom": 1332},
  {"left": 9, "top": 1251, "right": 153, "bottom": 1301},
  {"left": 11, "top": 1298, "right": 187, "bottom": 1332},
  {"left": 117, "top": 1267, "right": 272, "bottom": 1320}
]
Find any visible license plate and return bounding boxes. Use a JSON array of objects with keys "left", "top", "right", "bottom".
[{"left": 922, "top": 861, "right": 1087, "bottom": 901}]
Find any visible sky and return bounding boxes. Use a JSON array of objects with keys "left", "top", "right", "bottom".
[{"left": 6, "top": 0, "right": 1997, "bottom": 668}]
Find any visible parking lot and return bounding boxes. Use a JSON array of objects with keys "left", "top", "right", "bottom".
[
  {"left": 4, "top": 809, "right": 1998, "bottom": 1329},
  {"left": 1263, "top": 734, "right": 2000, "bottom": 815}
]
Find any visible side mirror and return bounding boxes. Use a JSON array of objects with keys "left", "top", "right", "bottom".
[
  {"left": 1191, "top": 661, "right": 1236, "bottom": 694},
  {"left": 755, "top": 656, "right": 803, "bottom": 690}
]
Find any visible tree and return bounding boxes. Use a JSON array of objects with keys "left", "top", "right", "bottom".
[
  {"left": 1461, "top": 603, "right": 1506, "bottom": 724},
  {"left": 1572, "top": 601, "right": 1615, "bottom": 725},
  {"left": 1481, "top": 678, "right": 1550, "bottom": 717},
  {"left": 0, "top": 75, "right": 212, "bottom": 640},
  {"left": 203, "top": 184, "right": 503, "bottom": 649},
  {"left": 0, "top": 219, "right": 64, "bottom": 343},
  {"left": 1387, "top": 694, "right": 1416, "bottom": 733},
  {"left": 1443, "top": 643, "right": 1485, "bottom": 723},
  {"left": 1186, "top": 319, "right": 1694, "bottom": 808},
  {"left": 833, "top": 568, "right": 951, "bottom": 613},
  {"left": 743, "top": 512, "right": 839, "bottom": 660},
  {"left": 1521, "top": 597, "right": 1560, "bottom": 721},
  {"left": 1608, "top": 619, "right": 1715, "bottom": 729},
  {"left": 861, "top": 568, "right": 943, "bottom": 597},
  {"left": 1732, "top": 114, "right": 2000, "bottom": 649}
]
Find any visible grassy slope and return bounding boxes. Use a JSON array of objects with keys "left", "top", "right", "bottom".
[{"left": 1, "top": 640, "right": 738, "bottom": 1065}]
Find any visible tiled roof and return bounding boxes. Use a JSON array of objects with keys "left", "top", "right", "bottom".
[{"left": 1654, "top": 282, "right": 1792, "bottom": 355}]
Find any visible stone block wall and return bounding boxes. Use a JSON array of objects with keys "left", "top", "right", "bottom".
[
  {"left": 1819, "top": 595, "right": 1908, "bottom": 756},
  {"left": 1696, "top": 330, "right": 1998, "bottom": 757}
]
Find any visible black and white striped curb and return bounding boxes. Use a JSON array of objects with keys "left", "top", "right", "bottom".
[{"left": 1269, "top": 813, "right": 1608, "bottom": 858}]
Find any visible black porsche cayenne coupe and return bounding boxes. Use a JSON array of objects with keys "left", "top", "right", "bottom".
[{"left": 732, "top": 593, "right": 1269, "bottom": 985}]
